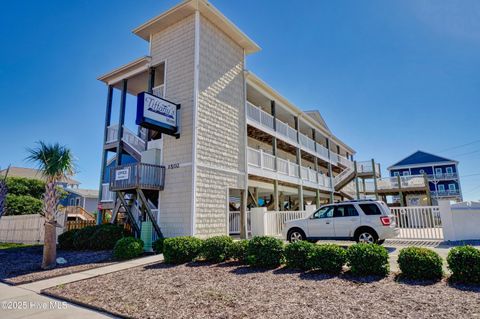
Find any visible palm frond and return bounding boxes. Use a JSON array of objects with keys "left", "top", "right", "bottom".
[{"left": 26, "top": 141, "right": 76, "bottom": 183}]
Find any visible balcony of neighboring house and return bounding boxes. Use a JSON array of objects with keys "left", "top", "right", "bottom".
[
  {"left": 428, "top": 172, "right": 459, "bottom": 181},
  {"left": 376, "top": 175, "right": 427, "bottom": 192},
  {"left": 431, "top": 189, "right": 461, "bottom": 198}
]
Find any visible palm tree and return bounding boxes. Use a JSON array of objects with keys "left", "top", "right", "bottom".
[{"left": 26, "top": 141, "right": 75, "bottom": 269}]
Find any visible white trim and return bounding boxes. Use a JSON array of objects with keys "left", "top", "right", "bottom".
[
  {"left": 190, "top": 10, "right": 200, "bottom": 236},
  {"left": 389, "top": 161, "right": 458, "bottom": 170}
]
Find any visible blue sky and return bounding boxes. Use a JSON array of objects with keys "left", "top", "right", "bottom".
[{"left": 1, "top": 0, "right": 479, "bottom": 200}]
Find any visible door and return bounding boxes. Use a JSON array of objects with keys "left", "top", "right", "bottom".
[
  {"left": 307, "top": 206, "right": 335, "bottom": 238},
  {"left": 333, "top": 204, "right": 361, "bottom": 238}
]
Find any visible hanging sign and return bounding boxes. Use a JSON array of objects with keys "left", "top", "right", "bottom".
[{"left": 136, "top": 92, "right": 180, "bottom": 138}]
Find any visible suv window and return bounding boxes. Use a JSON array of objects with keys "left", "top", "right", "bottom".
[
  {"left": 359, "top": 203, "right": 382, "bottom": 215},
  {"left": 334, "top": 205, "right": 359, "bottom": 217},
  {"left": 312, "top": 206, "right": 334, "bottom": 219}
]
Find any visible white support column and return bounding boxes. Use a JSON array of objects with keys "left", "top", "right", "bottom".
[{"left": 251, "top": 207, "right": 267, "bottom": 236}]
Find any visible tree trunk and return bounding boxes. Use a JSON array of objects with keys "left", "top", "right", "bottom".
[
  {"left": 42, "top": 220, "right": 57, "bottom": 269},
  {"left": 42, "top": 181, "right": 58, "bottom": 269}
]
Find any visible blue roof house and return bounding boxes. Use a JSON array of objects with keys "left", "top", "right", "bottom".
[{"left": 388, "top": 151, "right": 463, "bottom": 204}]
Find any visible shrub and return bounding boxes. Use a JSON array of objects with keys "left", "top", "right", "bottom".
[
  {"left": 6, "top": 177, "right": 45, "bottom": 199},
  {"left": 73, "top": 226, "right": 98, "bottom": 250},
  {"left": 5, "top": 194, "right": 43, "bottom": 216},
  {"left": 447, "top": 246, "right": 480, "bottom": 284},
  {"left": 228, "top": 240, "right": 249, "bottom": 263},
  {"left": 153, "top": 238, "right": 165, "bottom": 254},
  {"left": 114, "top": 237, "right": 144, "bottom": 260},
  {"left": 284, "top": 241, "right": 314, "bottom": 270},
  {"left": 246, "top": 236, "right": 284, "bottom": 269},
  {"left": 307, "top": 244, "right": 347, "bottom": 274},
  {"left": 347, "top": 243, "right": 389, "bottom": 277},
  {"left": 398, "top": 247, "right": 443, "bottom": 280},
  {"left": 163, "top": 236, "right": 203, "bottom": 264},
  {"left": 90, "top": 224, "right": 125, "bottom": 250},
  {"left": 201, "top": 236, "right": 233, "bottom": 263},
  {"left": 58, "top": 229, "right": 79, "bottom": 250}
]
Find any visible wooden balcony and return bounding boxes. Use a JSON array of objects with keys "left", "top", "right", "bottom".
[{"left": 109, "top": 163, "right": 166, "bottom": 191}]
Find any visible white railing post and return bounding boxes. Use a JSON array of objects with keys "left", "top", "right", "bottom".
[
  {"left": 438, "top": 200, "right": 455, "bottom": 241},
  {"left": 251, "top": 207, "right": 267, "bottom": 236}
]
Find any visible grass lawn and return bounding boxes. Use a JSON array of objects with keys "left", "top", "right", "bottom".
[{"left": 44, "top": 261, "right": 480, "bottom": 319}]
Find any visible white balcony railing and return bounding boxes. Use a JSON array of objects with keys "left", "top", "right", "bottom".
[
  {"left": 246, "top": 102, "right": 350, "bottom": 168},
  {"left": 428, "top": 173, "right": 458, "bottom": 180},
  {"left": 431, "top": 190, "right": 460, "bottom": 197},
  {"left": 247, "top": 147, "right": 332, "bottom": 189},
  {"left": 101, "top": 183, "right": 115, "bottom": 202},
  {"left": 106, "top": 125, "right": 146, "bottom": 155}
]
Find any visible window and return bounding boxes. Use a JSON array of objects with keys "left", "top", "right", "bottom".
[
  {"left": 69, "top": 198, "right": 74, "bottom": 206},
  {"left": 449, "top": 184, "right": 456, "bottom": 191},
  {"left": 393, "top": 172, "right": 400, "bottom": 176},
  {"left": 312, "top": 206, "right": 334, "bottom": 219},
  {"left": 359, "top": 203, "right": 382, "bottom": 215},
  {"left": 402, "top": 171, "right": 409, "bottom": 176},
  {"left": 435, "top": 168, "right": 442, "bottom": 176},
  {"left": 446, "top": 167, "right": 453, "bottom": 174},
  {"left": 438, "top": 184, "right": 445, "bottom": 192},
  {"left": 75, "top": 198, "right": 81, "bottom": 206},
  {"left": 334, "top": 205, "right": 359, "bottom": 218},
  {"left": 419, "top": 169, "right": 425, "bottom": 174}
]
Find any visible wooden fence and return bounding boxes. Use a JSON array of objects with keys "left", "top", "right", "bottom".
[
  {"left": 65, "top": 220, "right": 96, "bottom": 231},
  {"left": 0, "top": 213, "right": 66, "bottom": 244}
]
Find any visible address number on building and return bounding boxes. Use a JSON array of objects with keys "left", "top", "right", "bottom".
[{"left": 115, "top": 168, "right": 130, "bottom": 181}]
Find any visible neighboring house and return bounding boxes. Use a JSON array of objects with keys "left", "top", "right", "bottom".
[
  {"left": 0, "top": 166, "right": 80, "bottom": 189},
  {"left": 388, "top": 151, "right": 463, "bottom": 205},
  {"left": 60, "top": 188, "right": 99, "bottom": 214}
]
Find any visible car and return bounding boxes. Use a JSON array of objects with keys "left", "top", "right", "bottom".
[{"left": 282, "top": 200, "right": 399, "bottom": 244}]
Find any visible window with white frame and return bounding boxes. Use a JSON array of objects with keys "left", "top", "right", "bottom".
[
  {"left": 419, "top": 169, "right": 425, "bottom": 174},
  {"left": 402, "top": 171, "right": 409, "bottom": 176},
  {"left": 69, "top": 198, "right": 74, "bottom": 206},
  {"left": 448, "top": 184, "right": 456, "bottom": 191},
  {"left": 393, "top": 172, "right": 399, "bottom": 176},
  {"left": 446, "top": 167, "right": 453, "bottom": 175},
  {"left": 75, "top": 198, "right": 80, "bottom": 206},
  {"left": 435, "top": 168, "right": 442, "bottom": 177},
  {"left": 438, "top": 184, "right": 445, "bottom": 192}
]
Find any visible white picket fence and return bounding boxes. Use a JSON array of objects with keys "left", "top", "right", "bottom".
[
  {"left": 0, "top": 213, "right": 66, "bottom": 244},
  {"left": 228, "top": 211, "right": 251, "bottom": 235},
  {"left": 390, "top": 206, "right": 443, "bottom": 240}
]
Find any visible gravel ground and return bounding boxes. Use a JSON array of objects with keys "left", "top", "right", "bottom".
[
  {"left": 45, "top": 261, "right": 480, "bottom": 319},
  {"left": 0, "top": 245, "right": 114, "bottom": 285}
]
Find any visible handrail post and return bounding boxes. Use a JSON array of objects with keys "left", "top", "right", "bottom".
[{"left": 371, "top": 158, "right": 379, "bottom": 200}]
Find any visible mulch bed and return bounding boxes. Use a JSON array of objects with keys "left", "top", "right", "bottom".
[
  {"left": 0, "top": 245, "right": 114, "bottom": 285},
  {"left": 44, "top": 261, "right": 480, "bottom": 319}
]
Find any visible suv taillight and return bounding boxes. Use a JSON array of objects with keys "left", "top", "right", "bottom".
[{"left": 380, "top": 216, "right": 391, "bottom": 226}]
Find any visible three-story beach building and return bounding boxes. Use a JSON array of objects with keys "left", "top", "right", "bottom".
[{"left": 97, "top": 0, "right": 375, "bottom": 238}]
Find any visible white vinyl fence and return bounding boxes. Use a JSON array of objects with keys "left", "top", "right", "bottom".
[
  {"left": 0, "top": 213, "right": 66, "bottom": 244},
  {"left": 229, "top": 211, "right": 251, "bottom": 235},
  {"left": 390, "top": 206, "right": 443, "bottom": 240},
  {"left": 249, "top": 208, "right": 309, "bottom": 238}
]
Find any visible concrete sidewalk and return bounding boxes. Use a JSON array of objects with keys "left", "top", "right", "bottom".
[{"left": 1, "top": 254, "right": 164, "bottom": 318}]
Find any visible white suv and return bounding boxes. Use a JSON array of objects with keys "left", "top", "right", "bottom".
[{"left": 283, "top": 200, "right": 399, "bottom": 244}]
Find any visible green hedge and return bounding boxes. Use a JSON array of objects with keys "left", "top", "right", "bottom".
[
  {"left": 228, "top": 240, "right": 249, "bottom": 263},
  {"left": 347, "top": 243, "right": 389, "bottom": 277},
  {"left": 307, "top": 244, "right": 347, "bottom": 274},
  {"left": 447, "top": 246, "right": 480, "bottom": 284},
  {"left": 246, "top": 236, "right": 284, "bottom": 269},
  {"left": 58, "top": 229, "right": 79, "bottom": 250},
  {"left": 284, "top": 241, "right": 314, "bottom": 270},
  {"left": 398, "top": 247, "right": 443, "bottom": 280},
  {"left": 153, "top": 238, "right": 165, "bottom": 254},
  {"left": 163, "top": 236, "right": 203, "bottom": 264},
  {"left": 5, "top": 194, "right": 43, "bottom": 216},
  {"left": 201, "top": 236, "right": 233, "bottom": 263},
  {"left": 72, "top": 226, "right": 98, "bottom": 250},
  {"left": 114, "top": 237, "right": 144, "bottom": 260},
  {"left": 90, "top": 224, "right": 125, "bottom": 250}
]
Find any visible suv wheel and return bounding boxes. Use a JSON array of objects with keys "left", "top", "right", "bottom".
[
  {"left": 355, "top": 230, "right": 377, "bottom": 244},
  {"left": 288, "top": 229, "right": 305, "bottom": 242}
]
